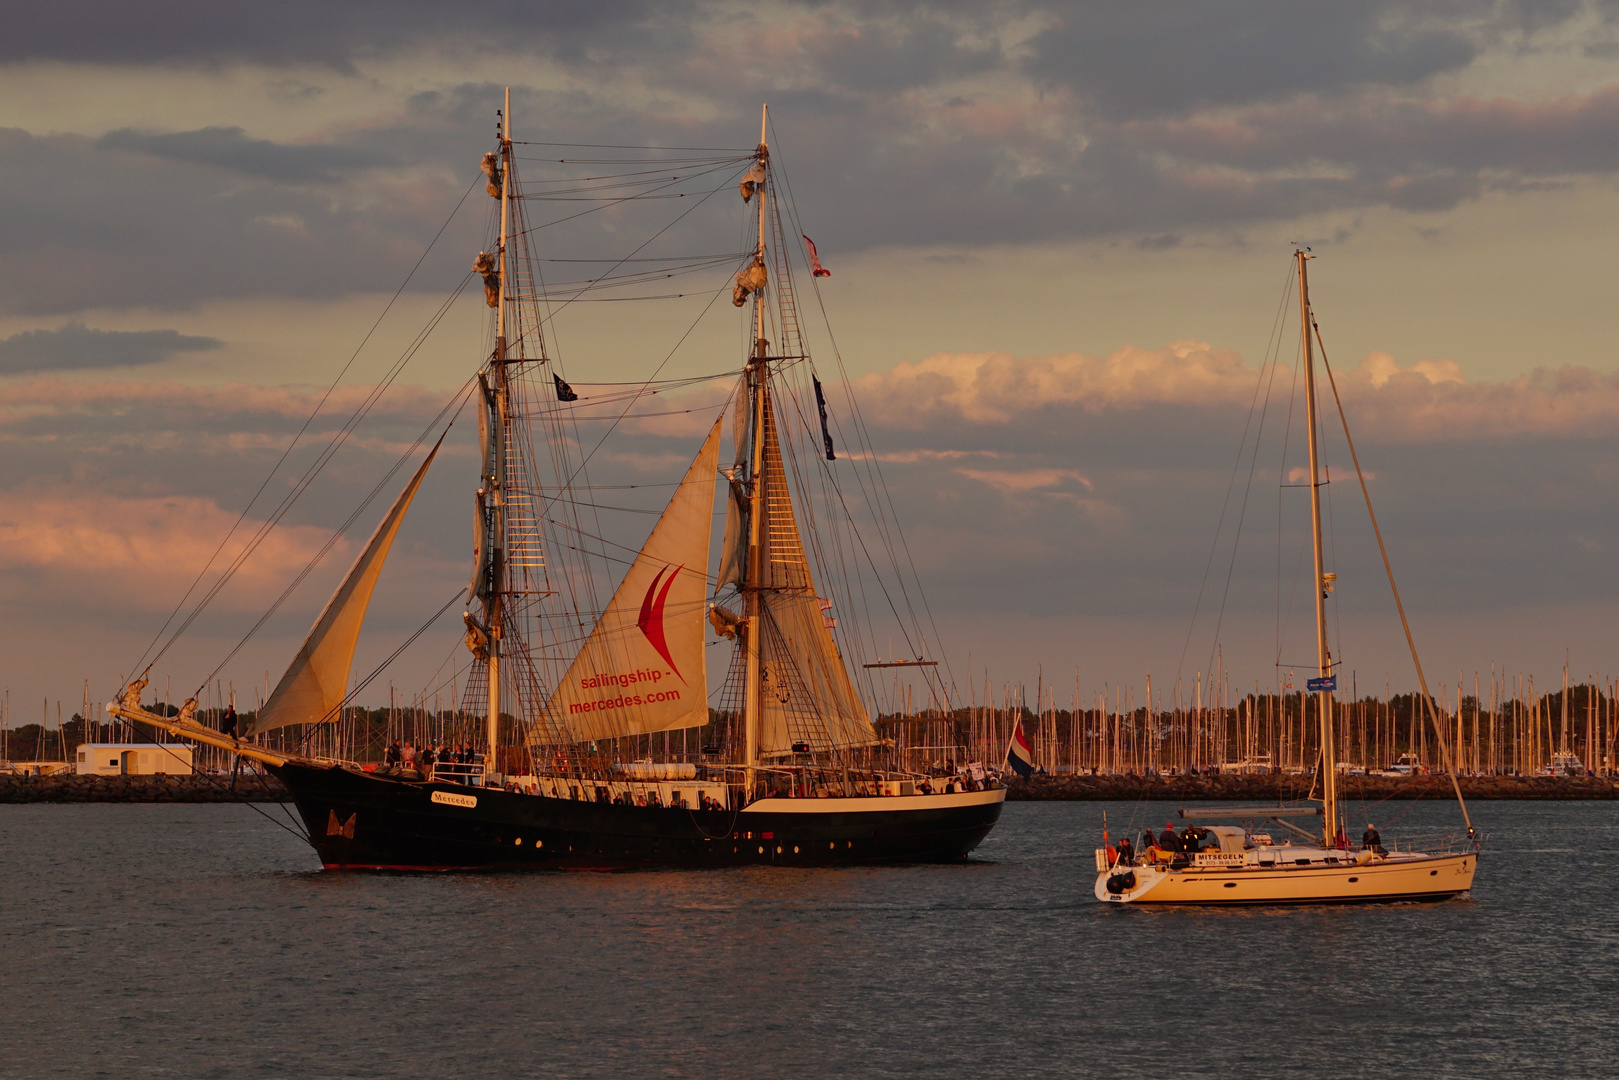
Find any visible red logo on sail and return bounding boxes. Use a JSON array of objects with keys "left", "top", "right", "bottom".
[{"left": 637, "top": 565, "right": 684, "bottom": 681}]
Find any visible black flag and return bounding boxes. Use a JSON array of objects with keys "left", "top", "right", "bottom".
[
  {"left": 813, "top": 375, "right": 835, "bottom": 461},
  {"left": 553, "top": 373, "right": 579, "bottom": 402}
]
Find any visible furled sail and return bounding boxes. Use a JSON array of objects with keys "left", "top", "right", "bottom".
[
  {"left": 752, "top": 391, "right": 877, "bottom": 754},
  {"left": 245, "top": 440, "right": 442, "bottom": 736},
  {"left": 716, "top": 379, "right": 750, "bottom": 588},
  {"left": 543, "top": 418, "right": 722, "bottom": 742}
]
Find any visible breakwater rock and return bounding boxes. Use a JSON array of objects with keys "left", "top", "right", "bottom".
[
  {"left": 0, "top": 772, "right": 289, "bottom": 803},
  {"left": 1006, "top": 772, "right": 1619, "bottom": 802}
]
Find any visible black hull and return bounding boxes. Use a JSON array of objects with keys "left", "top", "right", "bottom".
[{"left": 271, "top": 762, "right": 1005, "bottom": 870}]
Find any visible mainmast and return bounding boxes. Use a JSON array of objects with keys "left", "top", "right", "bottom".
[
  {"left": 485, "top": 86, "right": 513, "bottom": 782},
  {"left": 1298, "top": 249, "right": 1337, "bottom": 846},
  {"left": 742, "top": 104, "right": 769, "bottom": 783}
]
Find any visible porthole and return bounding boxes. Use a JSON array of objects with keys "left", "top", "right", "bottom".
[
  {"left": 828, "top": 842, "right": 835, "bottom": 850},
  {"left": 758, "top": 846, "right": 764, "bottom": 854},
  {"left": 535, "top": 839, "right": 543, "bottom": 848},
  {"left": 1430, "top": 870, "right": 1438, "bottom": 876},
  {"left": 793, "top": 846, "right": 799, "bottom": 854},
  {"left": 514, "top": 838, "right": 522, "bottom": 846},
  {"left": 1223, "top": 883, "right": 1236, "bottom": 888},
  {"left": 1347, "top": 877, "right": 1358, "bottom": 883}
]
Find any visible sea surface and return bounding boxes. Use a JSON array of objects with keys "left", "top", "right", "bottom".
[{"left": 2, "top": 798, "right": 1613, "bottom": 1079}]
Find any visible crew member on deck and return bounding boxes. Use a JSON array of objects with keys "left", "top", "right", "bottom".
[
  {"left": 1362, "top": 823, "right": 1385, "bottom": 856},
  {"left": 1158, "top": 822, "right": 1179, "bottom": 852},
  {"left": 220, "top": 705, "right": 237, "bottom": 738},
  {"left": 1115, "top": 836, "right": 1134, "bottom": 866}
]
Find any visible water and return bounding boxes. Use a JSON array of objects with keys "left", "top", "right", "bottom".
[{"left": 2, "top": 799, "right": 1614, "bottom": 1079}]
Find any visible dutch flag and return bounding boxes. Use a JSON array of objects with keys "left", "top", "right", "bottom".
[{"left": 1006, "top": 718, "right": 1034, "bottom": 780}]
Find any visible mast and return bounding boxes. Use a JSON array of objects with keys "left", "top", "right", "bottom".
[
  {"left": 1298, "top": 249, "right": 1337, "bottom": 846},
  {"left": 742, "top": 104, "right": 769, "bottom": 783},
  {"left": 486, "top": 86, "right": 512, "bottom": 781}
]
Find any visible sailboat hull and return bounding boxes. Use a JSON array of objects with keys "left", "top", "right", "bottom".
[
  {"left": 1095, "top": 850, "right": 1478, "bottom": 905},
  {"left": 272, "top": 762, "right": 1006, "bottom": 870}
]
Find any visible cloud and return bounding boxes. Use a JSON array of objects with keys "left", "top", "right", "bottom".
[
  {"left": 0, "top": 1, "right": 675, "bottom": 68},
  {"left": 854, "top": 341, "right": 1256, "bottom": 424},
  {"left": 0, "top": 488, "right": 346, "bottom": 613},
  {"left": 4, "top": 4, "right": 1619, "bottom": 311},
  {"left": 98, "top": 126, "right": 364, "bottom": 183},
  {"left": 1022, "top": 3, "right": 1480, "bottom": 119},
  {"left": 0, "top": 321, "right": 221, "bottom": 375},
  {"left": 851, "top": 341, "right": 1619, "bottom": 442}
]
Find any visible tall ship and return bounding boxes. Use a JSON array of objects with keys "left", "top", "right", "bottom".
[
  {"left": 113, "top": 97, "right": 1004, "bottom": 870},
  {"left": 1094, "top": 250, "right": 1480, "bottom": 904}
]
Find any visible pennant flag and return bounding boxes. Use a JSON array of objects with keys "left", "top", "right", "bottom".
[
  {"left": 802, "top": 234, "right": 832, "bottom": 277},
  {"left": 812, "top": 375, "right": 835, "bottom": 461},
  {"left": 1005, "top": 718, "right": 1034, "bottom": 779},
  {"left": 554, "top": 373, "right": 579, "bottom": 402}
]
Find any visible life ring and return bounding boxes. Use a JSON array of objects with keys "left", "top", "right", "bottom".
[{"left": 1105, "top": 871, "right": 1137, "bottom": 894}]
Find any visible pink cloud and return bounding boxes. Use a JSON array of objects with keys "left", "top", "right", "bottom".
[
  {"left": 855, "top": 340, "right": 1254, "bottom": 425},
  {"left": 0, "top": 488, "right": 347, "bottom": 613},
  {"left": 851, "top": 342, "right": 1619, "bottom": 442}
]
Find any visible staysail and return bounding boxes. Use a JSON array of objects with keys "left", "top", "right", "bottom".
[
  {"left": 245, "top": 441, "right": 442, "bottom": 736},
  {"left": 543, "top": 418, "right": 722, "bottom": 742},
  {"left": 751, "top": 390, "right": 877, "bottom": 754}
]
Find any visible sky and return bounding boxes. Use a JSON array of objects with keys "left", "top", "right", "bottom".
[{"left": 5, "top": 0, "right": 1619, "bottom": 726}]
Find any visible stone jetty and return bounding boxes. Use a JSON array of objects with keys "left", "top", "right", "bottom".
[
  {"left": 1006, "top": 771, "right": 1619, "bottom": 801},
  {"left": 0, "top": 772, "right": 289, "bottom": 803}
]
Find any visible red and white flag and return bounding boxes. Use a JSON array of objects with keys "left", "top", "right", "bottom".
[{"left": 802, "top": 234, "right": 832, "bottom": 277}]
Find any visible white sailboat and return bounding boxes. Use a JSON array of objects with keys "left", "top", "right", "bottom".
[{"left": 1095, "top": 250, "right": 1480, "bottom": 904}]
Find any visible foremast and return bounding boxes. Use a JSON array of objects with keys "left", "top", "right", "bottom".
[
  {"left": 470, "top": 88, "right": 516, "bottom": 783},
  {"left": 1298, "top": 249, "right": 1338, "bottom": 847}
]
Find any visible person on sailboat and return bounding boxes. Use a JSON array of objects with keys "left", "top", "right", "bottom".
[
  {"left": 220, "top": 705, "right": 237, "bottom": 738},
  {"left": 1362, "top": 824, "right": 1385, "bottom": 856},
  {"left": 1158, "top": 823, "right": 1180, "bottom": 852},
  {"left": 1115, "top": 835, "right": 1134, "bottom": 867}
]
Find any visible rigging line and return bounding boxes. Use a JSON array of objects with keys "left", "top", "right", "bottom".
[
  {"left": 540, "top": 279, "right": 733, "bottom": 518},
  {"left": 559, "top": 401, "right": 733, "bottom": 421},
  {"left": 198, "top": 379, "right": 476, "bottom": 691},
  {"left": 521, "top": 164, "right": 745, "bottom": 332},
  {"left": 520, "top": 162, "right": 751, "bottom": 182},
  {"left": 131, "top": 731, "right": 312, "bottom": 843},
  {"left": 291, "top": 589, "right": 469, "bottom": 748},
  {"left": 1275, "top": 308, "right": 1306, "bottom": 668},
  {"left": 1183, "top": 261, "right": 1298, "bottom": 688},
  {"left": 161, "top": 283, "right": 473, "bottom": 669},
  {"left": 553, "top": 370, "right": 743, "bottom": 389},
  {"left": 540, "top": 254, "right": 755, "bottom": 264},
  {"left": 150, "top": 272, "right": 471, "bottom": 665},
  {"left": 771, "top": 130, "right": 957, "bottom": 705},
  {"left": 511, "top": 140, "right": 753, "bottom": 151},
  {"left": 514, "top": 161, "right": 744, "bottom": 238},
  {"left": 1313, "top": 320, "right": 1473, "bottom": 835},
  {"left": 126, "top": 173, "right": 483, "bottom": 684},
  {"left": 542, "top": 514, "right": 725, "bottom": 586}
]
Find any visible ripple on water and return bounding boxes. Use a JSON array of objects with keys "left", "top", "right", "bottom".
[{"left": 2, "top": 799, "right": 1613, "bottom": 1079}]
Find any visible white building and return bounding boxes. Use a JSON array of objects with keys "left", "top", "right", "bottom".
[{"left": 75, "top": 743, "right": 195, "bottom": 776}]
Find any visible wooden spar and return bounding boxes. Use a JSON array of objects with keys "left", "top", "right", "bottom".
[
  {"left": 1310, "top": 304, "right": 1473, "bottom": 836},
  {"left": 485, "top": 86, "right": 512, "bottom": 779},
  {"left": 742, "top": 103, "right": 769, "bottom": 782}
]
